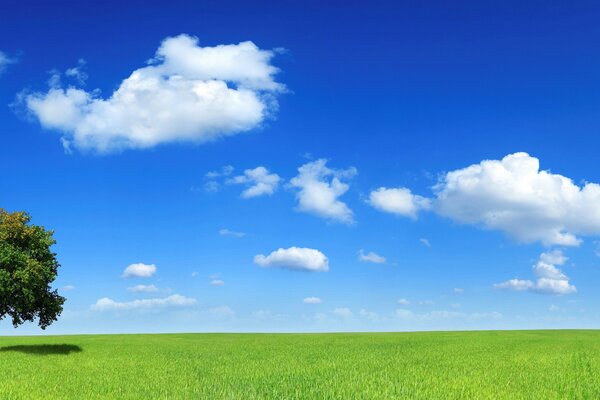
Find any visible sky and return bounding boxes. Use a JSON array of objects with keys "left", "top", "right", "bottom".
[{"left": 2, "top": 0, "right": 600, "bottom": 334}]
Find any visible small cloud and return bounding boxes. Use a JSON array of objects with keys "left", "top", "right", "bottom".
[
  {"left": 91, "top": 294, "right": 196, "bottom": 311},
  {"left": 122, "top": 263, "right": 157, "bottom": 278},
  {"left": 453, "top": 288, "right": 464, "bottom": 293},
  {"left": 417, "top": 300, "right": 434, "bottom": 306},
  {"left": 204, "top": 181, "right": 220, "bottom": 193},
  {"left": 0, "top": 51, "right": 17, "bottom": 75},
  {"left": 420, "top": 238, "right": 431, "bottom": 247},
  {"left": 289, "top": 159, "right": 356, "bottom": 224},
  {"left": 191, "top": 271, "right": 199, "bottom": 278},
  {"left": 210, "top": 279, "right": 225, "bottom": 286},
  {"left": 227, "top": 166, "right": 281, "bottom": 198},
  {"left": 397, "top": 298, "right": 410, "bottom": 306},
  {"left": 254, "top": 247, "right": 329, "bottom": 272},
  {"left": 332, "top": 307, "right": 353, "bottom": 318},
  {"left": 128, "top": 284, "right": 159, "bottom": 293},
  {"left": 549, "top": 304, "right": 565, "bottom": 312},
  {"left": 358, "top": 249, "right": 386, "bottom": 264},
  {"left": 64, "top": 59, "right": 88, "bottom": 85},
  {"left": 62, "top": 285, "right": 75, "bottom": 291},
  {"left": 303, "top": 297, "right": 322, "bottom": 304},
  {"left": 205, "top": 165, "right": 234, "bottom": 179},
  {"left": 451, "top": 303, "right": 461, "bottom": 309},
  {"left": 219, "top": 228, "right": 246, "bottom": 238},
  {"left": 368, "top": 187, "right": 431, "bottom": 219},
  {"left": 359, "top": 309, "right": 379, "bottom": 321}
]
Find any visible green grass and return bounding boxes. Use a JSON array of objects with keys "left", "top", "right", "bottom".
[{"left": 1, "top": 330, "right": 600, "bottom": 399}]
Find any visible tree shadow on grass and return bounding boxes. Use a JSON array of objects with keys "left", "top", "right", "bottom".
[{"left": 0, "top": 344, "right": 82, "bottom": 355}]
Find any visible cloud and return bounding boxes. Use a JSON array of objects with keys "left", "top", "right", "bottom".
[
  {"left": 254, "top": 247, "right": 329, "bottom": 272},
  {"left": 420, "top": 238, "right": 431, "bottom": 247},
  {"left": 371, "top": 153, "right": 600, "bottom": 247},
  {"left": 358, "top": 249, "right": 386, "bottom": 264},
  {"left": 303, "top": 297, "right": 322, "bottom": 304},
  {"left": 210, "top": 279, "right": 225, "bottom": 286},
  {"left": 397, "top": 298, "right": 410, "bottom": 306},
  {"left": 368, "top": 187, "right": 431, "bottom": 219},
  {"left": 227, "top": 166, "right": 281, "bottom": 198},
  {"left": 205, "top": 165, "right": 234, "bottom": 179},
  {"left": 62, "top": 285, "right": 75, "bottom": 291},
  {"left": 359, "top": 309, "right": 380, "bottom": 321},
  {"left": 23, "top": 34, "right": 284, "bottom": 153},
  {"left": 494, "top": 250, "right": 576, "bottom": 295},
  {"left": 332, "top": 307, "right": 353, "bottom": 318},
  {"left": 218, "top": 228, "right": 246, "bottom": 238},
  {"left": 122, "top": 263, "right": 157, "bottom": 278},
  {"left": 434, "top": 152, "right": 600, "bottom": 246},
  {"left": 453, "top": 288, "right": 464, "bottom": 293},
  {"left": 395, "top": 309, "right": 502, "bottom": 321},
  {"left": 0, "top": 51, "right": 16, "bottom": 74},
  {"left": 290, "top": 159, "right": 356, "bottom": 224},
  {"left": 128, "top": 284, "right": 159, "bottom": 293},
  {"left": 91, "top": 294, "right": 196, "bottom": 311},
  {"left": 64, "top": 59, "right": 88, "bottom": 85}
]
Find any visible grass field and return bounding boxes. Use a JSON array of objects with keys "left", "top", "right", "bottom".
[{"left": 1, "top": 330, "right": 599, "bottom": 399}]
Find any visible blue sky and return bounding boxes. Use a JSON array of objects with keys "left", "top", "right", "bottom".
[{"left": 2, "top": 0, "right": 600, "bottom": 334}]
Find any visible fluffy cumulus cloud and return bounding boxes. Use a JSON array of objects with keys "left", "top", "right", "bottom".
[
  {"left": 122, "top": 263, "right": 157, "bottom": 278},
  {"left": 254, "top": 247, "right": 329, "bottom": 272},
  {"left": 91, "top": 294, "right": 196, "bottom": 311},
  {"left": 368, "top": 187, "right": 430, "bottom": 219},
  {"left": 23, "top": 34, "right": 284, "bottom": 153},
  {"left": 494, "top": 250, "right": 576, "bottom": 295},
  {"left": 370, "top": 153, "right": 600, "bottom": 247},
  {"left": 358, "top": 249, "right": 386, "bottom": 264},
  {"left": 227, "top": 166, "right": 281, "bottom": 198},
  {"left": 303, "top": 297, "right": 322, "bottom": 304},
  {"left": 290, "top": 159, "right": 356, "bottom": 224}
]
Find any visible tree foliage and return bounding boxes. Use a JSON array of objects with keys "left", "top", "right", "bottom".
[{"left": 0, "top": 209, "right": 65, "bottom": 329}]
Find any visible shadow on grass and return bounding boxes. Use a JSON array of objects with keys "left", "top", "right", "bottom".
[{"left": 0, "top": 344, "right": 82, "bottom": 355}]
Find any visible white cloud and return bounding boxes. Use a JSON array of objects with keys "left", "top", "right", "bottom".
[
  {"left": 433, "top": 152, "right": 600, "bottom": 246},
  {"left": 128, "top": 284, "right": 159, "bottom": 293},
  {"left": 122, "top": 263, "right": 157, "bottom": 278},
  {"left": 254, "top": 247, "right": 329, "bottom": 272},
  {"left": 358, "top": 249, "right": 386, "bottom": 264},
  {"left": 372, "top": 153, "right": 600, "bottom": 247},
  {"left": 290, "top": 159, "right": 356, "bottom": 224},
  {"left": 218, "top": 228, "right": 246, "bottom": 238},
  {"left": 397, "top": 298, "right": 410, "bottom": 306},
  {"left": 333, "top": 307, "right": 353, "bottom": 318},
  {"left": 395, "top": 309, "right": 502, "bottom": 321},
  {"left": 0, "top": 51, "right": 16, "bottom": 74},
  {"left": 549, "top": 304, "right": 565, "bottom": 312},
  {"left": 303, "top": 297, "right": 322, "bottom": 304},
  {"left": 62, "top": 285, "right": 75, "bottom": 291},
  {"left": 420, "top": 238, "right": 431, "bottom": 247},
  {"left": 453, "top": 288, "right": 464, "bottom": 293},
  {"left": 368, "top": 187, "right": 431, "bottom": 219},
  {"left": 24, "top": 34, "right": 284, "bottom": 153},
  {"left": 91, "top": 294, "right": 196, "bottom": 311},
  {"left": 494, "top": 250, "right": 576, "bottom": 295},
  {"left": 64, "top": 59, "right": 88, "bottom": 85},
  {"left": 210, "top": 279, "right": 225, "bottom": 286},
  {"left": 227, "top": 166, "right": 281, "bottom": 198},
  {"left": 205, "top": 165, "right": 234, "bottom": 178}
]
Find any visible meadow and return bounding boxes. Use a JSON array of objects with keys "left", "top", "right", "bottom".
[{"left": 1, "top": 330, "right": 599, "bottom": 399}]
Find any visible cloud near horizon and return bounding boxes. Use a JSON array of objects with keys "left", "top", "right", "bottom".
[
  {"left": 91, "top": 294, "right": 196, "bottom": 311},
  {"left": 23, "top": 34, "right": 284, "bottom": 153},
  {"left": 494, "top": 249, "right": 576, "bottom": 295}
]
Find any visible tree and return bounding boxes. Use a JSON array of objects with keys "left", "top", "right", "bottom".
[{"left": 0, "top": 209, "right": 65, "bottom": 329}]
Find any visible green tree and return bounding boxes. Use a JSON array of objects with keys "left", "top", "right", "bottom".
[{"left": 0, "top": 209, "right": 65, "bottom": 329}]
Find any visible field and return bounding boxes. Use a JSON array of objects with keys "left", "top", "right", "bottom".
[{"left": 1, "top": 330, "right": 599, "bottom": 399}]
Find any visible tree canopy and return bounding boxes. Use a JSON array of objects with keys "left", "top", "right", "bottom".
[{"left": 0, "top": 209, "right": 65, "bottom": 329}]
